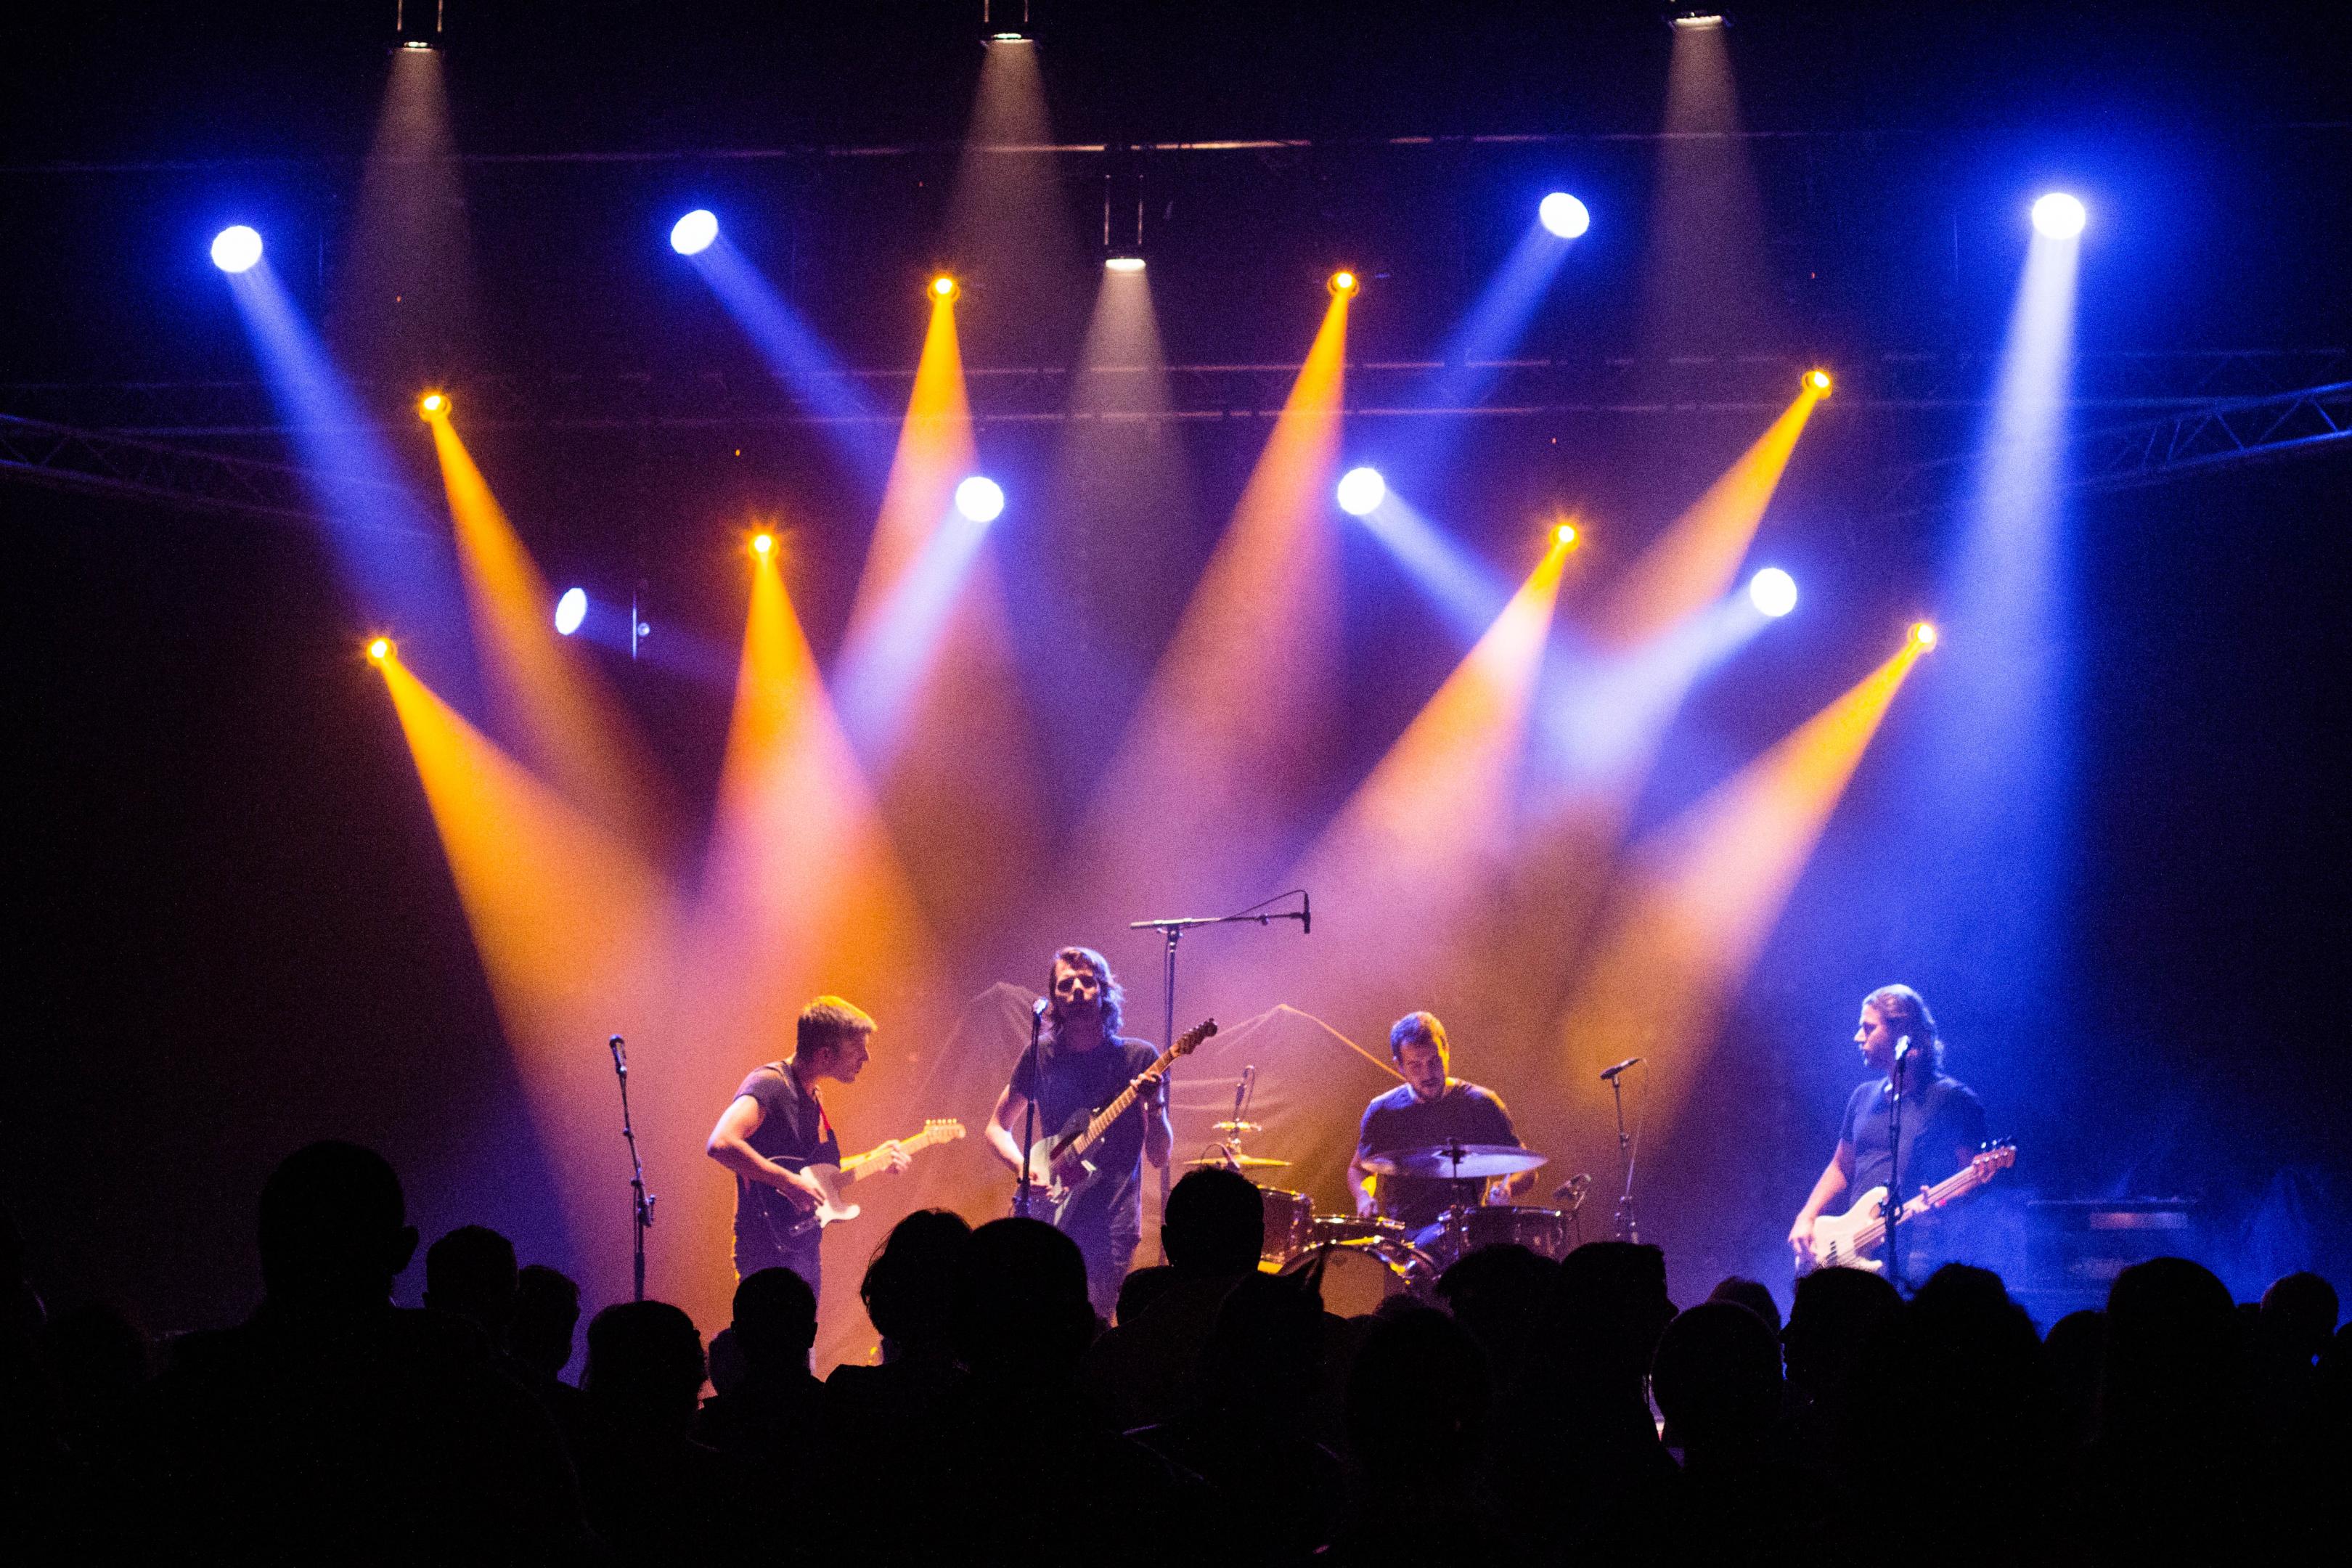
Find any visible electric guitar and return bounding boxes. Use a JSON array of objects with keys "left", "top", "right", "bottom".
[
  {"left": 1801, "top": 1140, "right": 2015, "bottom": 1275},
  {"left": 768, "top": 1119, "right": 965, "bottom": 1246},
  {"left": 1013, "top": 1018, "right": 1217, "bottom": 1225}
]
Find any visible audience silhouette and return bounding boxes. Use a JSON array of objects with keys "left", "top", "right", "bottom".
[{"left": 7, "top": 1141, "right": 2346, "bottom": 1565}]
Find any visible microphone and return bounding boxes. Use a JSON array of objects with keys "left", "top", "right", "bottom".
[
  {"left": 1302, "top": 891, "right": 1311, "bottom": 936},
  {"left": 608, "top": 1035, "right": 626, "bottom": 1077},
  {"left": 1598, "top": 1056, "right": 1641, "bottom": 1081},
  {"left": 1032, "top": 997, "right": 1050, "bottom": 1019},
  {"left": 1893, "top": 1034, "right": 1913, "bottom": 1061},
  {"left": 1553, "top": 1172, "right": 1593, "bottom": 1202}
]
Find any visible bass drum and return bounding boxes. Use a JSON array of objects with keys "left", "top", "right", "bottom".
[
  {"left": 1278, "top": 1240, "right": 1437, "bottom": 1318},
  {"left": 1257, "top": 1187, "right": 1317, "bottom": 1264},
  {"left": 1436, "top": 1204, "right": 1571, "bottom": 1265}
]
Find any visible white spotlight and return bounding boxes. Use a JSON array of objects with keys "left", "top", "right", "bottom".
[
  {"left": 2030, "top": 192, "right": 2086, "bottom": 239},
  {"left": 210, "top": 225, "right": 264, "bottom": 274},
  {"left": 1748, "top": 567, "right": 1798, "bottom": 618},
  {"left": 955, "top": 475, "right": 1006, "bottom": 523},
  {"left": 1105, "top": 256, "right": 1146, "bottom": 273},
  {"left": 1538, "top": 192, "right": 1591, "bottom": 240},
  {"left": 1335, "top": 466, "right": 1387, "bottom": 517},
  {"left": 670, "top": 209, "right": 719, "bottom": 256},
  {"left": 554, "top": 587, "right": 588, "bottom": 637}
]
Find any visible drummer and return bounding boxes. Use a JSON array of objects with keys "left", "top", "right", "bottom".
[{"left": 1348, "top": 1010, "right": 1537, "bottom": 1251}]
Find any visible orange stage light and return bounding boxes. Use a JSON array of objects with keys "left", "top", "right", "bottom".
[
  {"left": 1805, "top": 369, "right": 1832, "bottom": 394},
  {"left": 1912, "top": 621, "right": 1939, "bottom": 649},
  {"left": 930, "top": 274, "right": 959, "bottom": 301},
  {"left": 418, "top": 391, "right": 448, "bottom": 419},
  {"left": 1328, "top": 269, "right": 1360, "bottom": 297},
  {"left": 752, "top": 531, "right": 775, "bottom": 558},
  {"left": 1555, "top": 521, "right": 1580, "bottom": 548},
  {"left": 367, "top": 636, "right": 392, "bottom": 662}
]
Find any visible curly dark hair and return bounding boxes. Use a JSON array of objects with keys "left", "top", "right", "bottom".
[{"left": 1045, "top": 946, "right": 1125, "bottom": 1042}]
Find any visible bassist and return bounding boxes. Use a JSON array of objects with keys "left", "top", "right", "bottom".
[
  {"left": 707, "top": 996, "right": 911, "bottom": 1301},
  {"left": 1789, "top": 984, "right": 1988, "bottom": 1285},
  {"left": 986, "top": 947, "right": 1173, "bottom": 1318}
]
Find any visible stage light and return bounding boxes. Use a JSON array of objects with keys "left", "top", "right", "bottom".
[
  {"left": 1328, "top": 270, "right": 1360, "bottom": 298},
  {"left": 1805, "top": 369, "right": 1832, "bottom": 394},
  {"left": 1336, "top": 466, "right": 1387, "bottom": 516},
  {"left": 210, "top": 225, "right": 263, "bottom": 274},
  {"left": 554, "top": 587, "right": 587, "bottom": 637},
  {"left": 418, "top": 391, "right": 448, "bottom": 419},
  {"left": 751, "top": 531, "right": 775, "bottom": 558},
  {"left": 2031, "top": 192, "right": 2086, "bottom": 239},
  {"left": 1911, "top": 621, "right": 1938, "bottom": 650},
  {"left": 981, "top": 0, "right": 1032, "bottom": 40},
  {"left": 1538, "top": 192, "right": 1591, "bottom": 240},
  {"left": 1555, "top": 522, "right": 1580, "bottom": 548},
  {"left": 1670, "top": 10, "right": 1727, "bottom": 28},
  {"left": 367, "top": 636, "right": 393, "bottom": 662},
  {"left": 670, "top": 209, "right": 718, "bottom": 256},
  {"left": 1748, "top": 567, "right": 1797, "bottom": 618},
  {"left": 931, "top": 274, "right": 960, "bottom": 302},
  {"left": 954, "top": 475, "right": 1006, "bottom": 524},
  {"left": 1105, "top": 256, "right": 1146, "bottom": 273},
  {"left": 393, "top": 0, "right": 442, "bottom": 50}
]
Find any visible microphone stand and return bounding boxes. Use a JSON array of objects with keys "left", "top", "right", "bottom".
[
  {"left": 1885, "top": 1042, "right": 1907, "bottom": 1291},
  {"left": 1609, "top": 1069, "right": 1639, "bottom": 1244},
  {"left": 1130, "top": 891, "right": 1310, "bottom": 1216},
  {"left": 610, "top": 1035, "right": 655, "bottom": 1303},
  {"left": 1015, "top": 1003, "right": 1045, "bottom": 1220}
]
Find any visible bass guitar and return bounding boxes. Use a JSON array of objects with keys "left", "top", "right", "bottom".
[
  {"left": 1802, "top": 1140, "right": 2015, "bottom": 1275},
  {"left": 768, "top": 1118, "right": 965, "bottom": 1246},
  {"left": 1014, "top": 1018, "right": 1217, "bottom": 1225}
]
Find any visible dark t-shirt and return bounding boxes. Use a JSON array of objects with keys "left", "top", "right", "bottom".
[
  {"left": 1009, "top": 1034, "right": 1160, "bottom": 1243},
  {"left": 1356, "top": 1081, "right": 1520, "bottom": 1230},
  {"left": 730, "top": 1062, "right": 841, "bottom": 1274},
  {"left": 1837, "top": 1072, "right": 1988, "bottom": 1201}
]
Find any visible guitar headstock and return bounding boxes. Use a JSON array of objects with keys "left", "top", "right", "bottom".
[
  {"left": 1171, "top": 1018, "right": 1217, "bottom": 1060},
  {"left": 1972, "top": 1140, "right": 2017, "bottom": 1177},
  {"left": 925, "top": 1117, "right": 966, "bottom": 1143}
]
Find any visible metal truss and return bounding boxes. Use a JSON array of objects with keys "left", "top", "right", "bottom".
[
  {"left": 1875, "top": 377, "right": 2352, "bottom": 518},
  {"left": 5, "top": 350, "right": 2345, "bottom": 438},
  {"left": 0, "top": 413, "right": 362, "bottom": 525}
]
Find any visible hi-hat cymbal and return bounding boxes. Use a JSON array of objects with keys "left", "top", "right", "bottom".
[
  {"left": 1359, "top": 1143, "right": 1547, "bottom": 1180},
  {"left": 1183, "top": 1152, "right": 1292, "bottom": 1169},
  {"left": 1211, "top": 1120, "right": 1263, "bottom": 1135}
]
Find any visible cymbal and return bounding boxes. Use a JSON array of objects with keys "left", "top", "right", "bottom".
[
  {"left": 1360, "top": 1143, "right": 1548, "bottom": 1180},
  {"left": 1183, "top": 1153, "right": 1292, "bottom": 1170},
  {"left": 1210, "top": 1120, "right": 1263, "bottom": 1135}
]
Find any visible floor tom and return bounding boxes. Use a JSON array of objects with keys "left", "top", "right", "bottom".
[{"left": 1436, "top": 1204, "right": 1572, "bottom": 1265}]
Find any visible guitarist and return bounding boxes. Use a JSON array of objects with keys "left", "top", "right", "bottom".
[
  {"left": 1787, "top": 984, "right": 1988, "bottom": 1284},
  {"left": 706, "top": 996, "right": 911, "bottom": 1300},
  {"left": 986, "top": 947, "right": 1173, "bottom": 1318}
]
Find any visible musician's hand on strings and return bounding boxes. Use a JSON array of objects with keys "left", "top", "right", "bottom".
[
  {"left": 1787, "top": 1215, "right": 1816, "bottom": 1265},
  {"left": 881, "top": 1140, "right": 912, "bottom": 1175}
]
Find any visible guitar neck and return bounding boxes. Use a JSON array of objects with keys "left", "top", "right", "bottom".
[
  {"left": 1072, "top": 1053, "right": 1173, "bottom": 1159},
  {"left": 1855, "top": 1160, "right": 1996, "bottom": 1249},
  {"left": 842, "top": 1124, "right": 954, "bottom": 1181}
]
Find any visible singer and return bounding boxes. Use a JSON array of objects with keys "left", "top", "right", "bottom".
[{"left": 1787, "top": 984, "right": 1987, "bottom": 1282}]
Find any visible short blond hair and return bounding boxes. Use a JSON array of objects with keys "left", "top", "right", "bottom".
[{"left": 798, "top": 996, "right": 875, "bottom": 1060}]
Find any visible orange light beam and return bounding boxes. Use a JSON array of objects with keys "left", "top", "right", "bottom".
[
  {"left": 846, "top": 293, "right": 976, "bottom": 633},
  {"left": 427, "top": 414, "right": 665, "bottom": 849},
  {"left": 1069, "top": 290, "right": 1352, "bottom": 912},
  {"left": 375, "top": 651, "right": 677, "bottom": 1310},
  {"left": 1555, "top": 637, "right": 1928, "bottom": 1108},
  {"left": 1596, "top": 385, "right": 1823, "bottom": 648},
  {"left": 1272, "top": 535, "right": 1573, "bottom": 1005}
]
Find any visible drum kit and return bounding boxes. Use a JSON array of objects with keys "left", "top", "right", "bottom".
[{"left": 1186, "top": 1108, "right": 1582, "bottom": 1313}]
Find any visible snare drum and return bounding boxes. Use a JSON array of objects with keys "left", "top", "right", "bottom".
[
  {"left": 1257, "top": 1187, "right": 1317, "bottom": 1264},
  {"left": 1278, "top": 1239, "right": 1437, "bottom": 1317},
  {"left": 1308, "top": 1214, "right": 1407, "bottom": 1250},
  {"left": 1436, "top": 1204, "right": 1571, "bottom": 1265}
]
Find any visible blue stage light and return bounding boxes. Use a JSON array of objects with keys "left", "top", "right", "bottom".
[
  {"left": 2031, "top": 192, "right": 2086, "bottom": 239},
  {"left": 1748, "top": 567, "right": 1797, "bottom": 618},
  {"left": 671, "top": 209, "right": 719, "bottom": 256},
  {"left": 554, "top": 587, "right": 588, "bottom": 636},
  {"left": 1538, "top": 193, "right": 1591, "bottom": 240},
  {"left": 955, "top": 475, "right": 1006, "bottom": 523},
  {"left": 211, "top": 226, "right": 264, "bottom": 274},
  {"left": 1336, "top": 466, "right": 1387, "bottom": 516}
]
